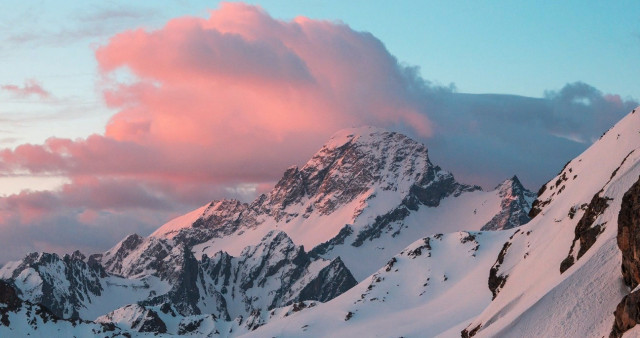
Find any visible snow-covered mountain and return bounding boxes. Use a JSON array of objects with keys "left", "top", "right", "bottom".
[
  {"left": 247, "top": 107, "right": 640, "bottom": 337},
  {"left": 0, "top": 125, "right": 544, "bottom": 336}
]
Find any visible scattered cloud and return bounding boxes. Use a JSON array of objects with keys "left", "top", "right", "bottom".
[
  {"left": 75, "top": 6, "right": 159, "bottom": 23},
  {"left": 1, "top": 4, "right": 161, "bottom": 48},
  {"left": 1, "top": 79, "right": 50, "bottom": 99}
]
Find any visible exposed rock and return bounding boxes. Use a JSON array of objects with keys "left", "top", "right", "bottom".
[
  {"left": 309, "top": 225, "right": 353, "bottom": 258},
  {"left": 488, "top": 241, "right": 511, "bottom": 299},
  {"left": 611, "top": 290, "right": 640, "bottom": 338},
  {"left": 618, "top": 175, "right": 640, "bottom": 288},
  {"left": 98, "top": 234, "right": 176, "bottom": 280},
  {"left": 611, "top": 176, "right": 640, "bottom": 337},
  {"left": 529, "top": 161, "right": 572, "bottom": 219},
  {"left": 135, "top": 309, "right": 167, "bottom": 333},
  {"left": 406, "top": 238, "right": 432, "bottom": 258},
  {"left": 298, "top": 257, "right": 357, "bottom": 302},
  {"left": 172, "top": 200, "right": 248, "bottom": 247},
  {"left": 0, "top": 251, "right": 104, "bottom": 319},
  {"left": 0, "top": 280, "right": 21, "bottom": 311},
  {"left": 461, "top": 324, "right": 482, "bottom": 338},
  {"left": 481, "top": 176, "right": 535, "bottom": 231},
  {"left": 142, "top": 246, "right": 202, "bottom": 316},
  {"left": 139, "top": 231, "right": 357, "bottom": 322},
  {"left": 560, "top": 193, "right": 612, "bottom": 273}
]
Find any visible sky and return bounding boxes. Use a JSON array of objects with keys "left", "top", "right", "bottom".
[{"left": 0, "top": 1, "right": 638, "bottom": 262}]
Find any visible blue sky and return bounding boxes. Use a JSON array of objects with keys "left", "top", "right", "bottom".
[
  {"left": 1, "top": 1, "right": 638, "bottom": 149},
  {"left": 0, "top": 1, "right": 638, "bottom": 260}
]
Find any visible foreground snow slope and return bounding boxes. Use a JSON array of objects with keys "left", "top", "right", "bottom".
[
  {"left": 462, "top": 108, "right": 640, "bottom": 337},
  {"left": 244, "top": 230, "right": 512, "bottom": 337}
]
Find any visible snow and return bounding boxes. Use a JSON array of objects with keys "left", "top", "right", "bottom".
[
  {"left": 246, "top": 108, "right": 640, "bottom": 337},
  {"left": 461, "top": 107, "right": 640, "bottom": 336},
  {"left": 81, "top": 275, "right": 171, "bottom": 320},
  {"left": 244, "top": 231, "right": 512, "bottom": 337},
  {"left": 5, "top": 109, "right": 639, "bottom": 336},
  {"left": 151, "top": 203, "right": 210, "bottom": 239}
]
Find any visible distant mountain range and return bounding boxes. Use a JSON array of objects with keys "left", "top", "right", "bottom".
[{"left": 1, "top": 107, "right": 640, "bottom": 337}]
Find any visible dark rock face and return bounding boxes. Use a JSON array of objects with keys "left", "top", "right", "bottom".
[
  {"left": 611, "top": 291, "right": 640, "bottom": 338},
  {"left": 1, "top": 251, "right": 104, "bottom": 319},
  {"left": 611, "top": 176, "right": 640, "bottom": 337},
  {"left": 461, "top": 324, "right": 482, "bottom": 338},
  {"left": 142, "top": 231, "right": 356, "bottom": 322},
  {"left": 298, "top": 257, "right": 357, "bottom": 302},
  {"left": 309, "top": 225, "right": 353, "bottom": 258},
  {"left": 481, "top": 176, "right": 536, "bottom": 231},
  {"left": 352, "top": 170, "right": 479, "bottom": 247},
  {"left": 618, "top": 176, "right": 640, "bottom": 288},
  {"left": 134, "top": 309, "right": 167, "bottom": 333},
  {"left": 0, "top": 280, "right": 21, "bottom": 311},
  {"left": 142, "top": 246, "right": 203, "bottom": 316},
  {"left": 0, "top": 280, "right": 122, "bottom": 336},
  {"left": 560, "top": 193, "right": 612, "bottom": 274},
  {"left": 489, "top": 241, "right": 511, "bottom": 300},
  {"left": 98, "top": 235, "right": 183, "bottom": 282},
  {"left": 172, "top": 200, "right": 248, "bottom": 247},
  {"left": 529, "top": 161, "right": 573, "bottom": 219}
]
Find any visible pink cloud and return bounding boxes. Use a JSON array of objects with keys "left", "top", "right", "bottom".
[
  {"left": 0, "top": 3, "right": 437, "bottom": 261},
  {"left": 1, "top": 2, "right": 434, "bottom": 193},
  {"left": 1, "top": 79, "right": 50, "bottom": 99}
]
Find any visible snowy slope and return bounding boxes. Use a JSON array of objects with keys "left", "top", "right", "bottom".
[
  {"left": 162, "top": 127, "right": 533, "bottom": 280},
  {"left": 244, "top": 231, "right": 513, "bottom": 337},
  {"left": 461, "top": 107, "right": 640, "bottom": 337},
  {"left": 0, "top": 250, "right": 171, "bottom": 320},
  {"left": 0, "top": 280, "right": 125, "bottom": 337},
  {"left": 243, "top": 107, "right": 640, "bottom": 337}
]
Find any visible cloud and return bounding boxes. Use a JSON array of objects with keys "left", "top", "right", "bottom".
[
  {"left": 3, "top": 3, "right": 435, "bottom": 183},
  {"left": 422, "top": 83, "right": 637, "bottom": 189},
  {"left": 0, "top": 3, "right": 436, "bottom": 262},
  {"left": 0, "top": 3, "right": 636, "bottom": 263},
  {"left": 2, "top": 4, "right": 160, "bottom": 48},
  {"left": 75, "top": 6, "right": 159, "bottom": 23},
  {"left": 1, "top": 79, "right": 50, "bottom": 99}
]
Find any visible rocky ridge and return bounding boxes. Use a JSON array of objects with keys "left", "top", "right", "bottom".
[{"left": 0, "top": 126, "right": 535, "bottom": 336}]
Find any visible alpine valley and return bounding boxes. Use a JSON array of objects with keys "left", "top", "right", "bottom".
[{"left": 2, "top": 107, "right": 640, "bottom": 337}]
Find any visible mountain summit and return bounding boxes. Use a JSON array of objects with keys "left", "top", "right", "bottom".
[{"left": 0, "top": 125, "right": 538, "bottom": 336}]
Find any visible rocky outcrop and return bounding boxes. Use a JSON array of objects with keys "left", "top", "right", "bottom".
[
  {"left": 611, "top": 176, "right": 640, "bottom": 337},
  {"left": 0, "top": 280, "right": 122, "bottom": 336},
  {"left": 612, "top": 291, "right": 640, "bottom": 338},
  {"left": 0, "top": 280, "right": 21, "bottom": 312},
  {"left": 560, "top": 193, "right": 612, "bottom": 274},
  {"left": 481, "top": 176, "right": 535, "bottom": 231},
  {"left": 172, "top": 200, "right": 248, "bottom": 247},
  {"left": 142, "top": 246, "right": 204, "bottom": 316},
  {"left": 618, "top": 176, "right": 640, "bottom": 288},
  {"left": 352, "top": 168, "right": 479, "bottom": 247},
  {"left": 298, "top": 257, "right": 357, "bottom": 302},
  {"left": 140, "top": 231, "right": 357, "bottom": 321},
  {"left": 0, "top": 251, "right": 105, "bottom": 319},
  {"left": 488, "top": 241, "right": 511, "bottom": 299}
]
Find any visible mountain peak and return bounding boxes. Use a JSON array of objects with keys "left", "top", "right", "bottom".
[
  {"left": 495, "top": 175, "right": 523, "bottom": 190},
  {"left": 324, "top": 126, "right": 393, "bottom": 149},
  {"left": 481, "top": 175, "right": 536, "bottom": 231}
]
